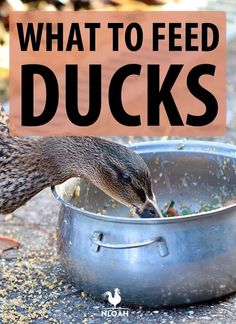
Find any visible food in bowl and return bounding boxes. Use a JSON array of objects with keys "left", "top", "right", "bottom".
[{"left": 162, "top": 199, "right": 236, "bottom": 217}]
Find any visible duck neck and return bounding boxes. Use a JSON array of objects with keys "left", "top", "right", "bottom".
[
  {"left": 39, "top": 136, "right": 105, "bottom": 183},
  {"left": 1, "top": 136, "right": 104, "bottom": 214}
]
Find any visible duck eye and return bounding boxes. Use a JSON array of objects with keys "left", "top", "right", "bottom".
[{"left": 121, "top": 173, "right": 132, "bottom": 183}]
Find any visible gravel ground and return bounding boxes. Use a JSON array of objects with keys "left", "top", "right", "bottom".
[
  {"left": 1, "top": 188, "right": 236, "bottom": 324},
  {"left": 1, "top": 1, "right": 236, "bottom": 323}
]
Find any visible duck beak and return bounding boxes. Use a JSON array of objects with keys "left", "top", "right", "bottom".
[{"left": 136, "top": 197, "right": 163, "bottom": 218}]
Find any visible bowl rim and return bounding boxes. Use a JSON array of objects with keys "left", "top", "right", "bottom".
[{"left": 51, "top": 140, "right": 236, "bottom": 224}]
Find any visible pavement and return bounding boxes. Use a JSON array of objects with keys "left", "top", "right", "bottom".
[{"left": 1, "top": 1, "right": 236, "bottom": 323}]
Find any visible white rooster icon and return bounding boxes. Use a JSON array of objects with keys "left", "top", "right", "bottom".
[{"left": 103, "top": 288, "right": 121, "bottom": 308}]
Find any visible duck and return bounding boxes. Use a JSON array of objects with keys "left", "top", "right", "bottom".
[{"left": 0, "top": 106, "right": 162, "bottom": 218}]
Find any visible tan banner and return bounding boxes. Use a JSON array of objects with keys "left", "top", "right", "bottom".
[{"left": 10, "top": 11, "right": 226, "bottom": 136}]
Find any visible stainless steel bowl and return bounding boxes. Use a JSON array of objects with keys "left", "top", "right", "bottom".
[{"left": 53, "top": 140, "right": 236, "bottom": 307}]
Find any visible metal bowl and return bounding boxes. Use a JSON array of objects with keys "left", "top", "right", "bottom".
[{"left": 53, "top": 140, "right": 236, "bottom": 307}]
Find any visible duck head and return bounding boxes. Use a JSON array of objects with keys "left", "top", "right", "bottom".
[
  {"left": 78, "top": 138, "right": 163, "bottom": 218},
  {"left": 41, "top": 137, "right": 162, "bottom": 218}
]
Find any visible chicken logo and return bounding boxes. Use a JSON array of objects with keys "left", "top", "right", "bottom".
[
  {"left": 103, "top": 288, "right": 121, "bottom": 308},
  {"left": 101, "top": 288, "right": 129, "bottom": 317}
]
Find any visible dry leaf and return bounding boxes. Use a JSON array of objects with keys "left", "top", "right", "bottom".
[{"left": 0, "top": 236, "right": 20, "bottom": 253}]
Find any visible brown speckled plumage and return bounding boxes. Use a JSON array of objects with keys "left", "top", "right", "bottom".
[
  {"left": 0, "top": 107, "right": 60, "bottom": 213},
  {"left": 0, "top": 106, "right": 161, "bottom": 217}
]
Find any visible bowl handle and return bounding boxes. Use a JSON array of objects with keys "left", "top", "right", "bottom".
[{"left": 90, "top": 231, "right": 169, "bottom": 257}]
